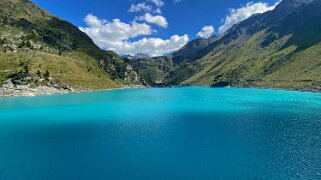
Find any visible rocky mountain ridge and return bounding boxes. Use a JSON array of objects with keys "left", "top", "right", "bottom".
[
  {"left": 133, "top": 0, "right": 321, "bottom": 91},
  {"left": 0, "top": 0, "right": 145, "bottom": 95}
]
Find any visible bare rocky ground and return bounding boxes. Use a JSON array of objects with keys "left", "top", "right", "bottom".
[
  {"left": 0, "top": 78, "right": 148, "bottom": 97},
  {"left": 0, "top": 79, "right": 75, "bottom": 96}
]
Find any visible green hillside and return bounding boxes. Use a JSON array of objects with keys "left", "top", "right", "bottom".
[
  {"left": 0, "top": 53, "right": 118, "bottom": 90},
  {"left": 0, "top": 0, "right": 142, "bottom": 90},
  {"left": 165, "top": 0, "right": 321, "bottom": 91}
]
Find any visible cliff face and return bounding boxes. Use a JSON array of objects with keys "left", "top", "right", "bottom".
[
  {"left": 171, "top": 36, "right": 219, "bottom": 64},
  {"left": 125, "top": 55, "right": 174, "bottom": 86}
]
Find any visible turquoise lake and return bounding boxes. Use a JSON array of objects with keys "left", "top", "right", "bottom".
[{"left": 0, "top": 87, "right": 321, "bottom": 179}]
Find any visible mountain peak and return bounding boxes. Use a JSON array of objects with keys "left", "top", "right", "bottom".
[
  {"left": 135, "top": 53, "right": 150, "bottom": 59},
  {"left": 276, "top": 0, "right": 316, "bottom": 10}
]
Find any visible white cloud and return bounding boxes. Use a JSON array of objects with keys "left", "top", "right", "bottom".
[
  {"left": 79, "top": 14, "right": 154, "bottom": 48},
  {"left": 128, "top": 2, "right": 162, "bottom": 14},
  {"left": 219, "top": 1, "right": 281, "bottom": 34},
  {"left": 136, "top": 13, "right": 168, "bottom": 28},
  {"left": 197, "top": 25, "right": 215, "bottom": 38},
  {"left": 79, "top": 14, "right": 188, "bottom": 57},
  {"left": 129, "top": 3, "right": 153, "bottom": 13},
  {"left": 150, "top": 0, "right": 164, "bottom": 7},
  {"left": 112, "top": 35, "right": 189, "bottom": 56},
  {"left": 155, "top": 8, "right": 162, "bottom": 14}
]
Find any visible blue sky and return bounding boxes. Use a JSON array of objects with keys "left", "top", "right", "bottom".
[{"left": 32, "top": 0, "right": 280, "bottom": 56}]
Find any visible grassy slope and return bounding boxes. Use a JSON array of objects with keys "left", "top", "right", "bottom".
[
  {"left": 167, "top": 0, "right": 321, "bottom": 90},
  {"left": 0, "top": 0, "right": 134, "bottom": 89},
  {"left": 259, "top": 42, "right": 321, "bottom": 89},
  {"left": 180, "top": 29, "right": 321, "bottom": 90},
  {"left": 0, "top": 52, "right": 118, "bottom": 89}
]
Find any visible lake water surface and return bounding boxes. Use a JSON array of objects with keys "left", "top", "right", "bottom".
[{"left": 0, "top": 87, "right": 321, "bottom": 179}]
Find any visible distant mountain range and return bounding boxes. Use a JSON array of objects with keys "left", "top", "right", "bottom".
[
  {"left": 0, "top": 0, "right": 320, "bottom": 92},
  {"left": 124, "top": 53, "right": 151, "bottom": 60}
]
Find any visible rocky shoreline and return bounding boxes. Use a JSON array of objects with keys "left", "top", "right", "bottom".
[
  {"left": 1, "top": 81, "right": 320, "bottom": 97},
  {"left": 250, "top": 85, "right": 321, "bottom": 93},
  {"left": 0, "top": 79, "right": 75, "bottom": 97},
  {"left": 0, "top": 78, "right": 149, "bottom": 97},
  {"left": 297, "top": 88, "right": 321, "bottom": 93}
]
